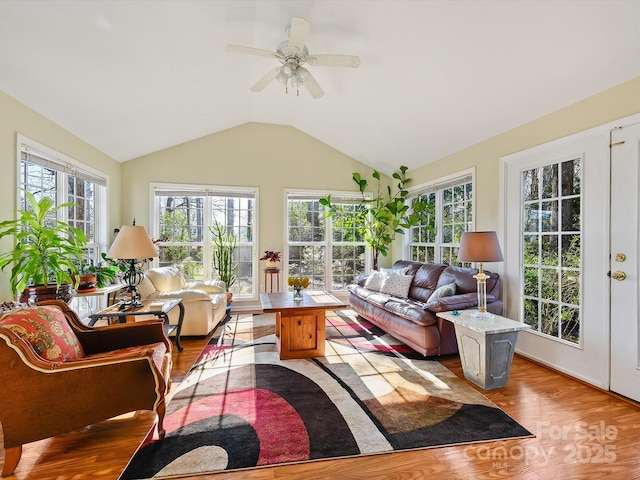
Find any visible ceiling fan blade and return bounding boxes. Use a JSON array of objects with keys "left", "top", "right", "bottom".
[
  {"left": 225, "top": 44, "right": 280, "bottom": 59},
  {"left": 250, "top": 67, "right": 280, "bottom": 92},
  {"left": 288, "top": 17, "right": 311, "bottom": 54},
  {"left": 304, "top": 73, "right": 325, "bottom": 99},
  {"left": 307, "top": 54, "right": 361, "bottom": 68}
]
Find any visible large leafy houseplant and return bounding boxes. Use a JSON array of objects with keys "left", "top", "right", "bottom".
[
  {"left": 210, "top": 222, "right": 238, "bottom": 294},
  {"left": 320, "top": 166, "right": 427, "bottom": 270},
  {"left": 0, "top": 192, "right": 87, "bottom": 301}
]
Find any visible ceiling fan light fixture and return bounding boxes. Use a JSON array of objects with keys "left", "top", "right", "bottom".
[
  {"left": 296, "top": 66, "right": 310, "bottom": 82},
  {"left": 226, "top": 16, "right": 360, "bottom": 99},
  {"left": 276, "top": 71, "right": 288, "bottom": 85},
  {"left": 281, "top": 64, "right": 294, "bottom": 78}
]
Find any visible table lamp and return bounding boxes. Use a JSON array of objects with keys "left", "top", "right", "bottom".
[
  {"left": 106, "top": 222, "right": 158, "bottom": 308},
  {"left": 457, "top": 231, "right": 503, "bottom": 318}
]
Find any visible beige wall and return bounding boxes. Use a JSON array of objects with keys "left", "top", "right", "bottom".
[
  {"left": 3, "top": 73, "right": 640, "bottom": 299},
  {"left": 0, "top": 91, "right": 122, "bottom": 301},
  {"left": 122, "top": 122, "right": 376, "bottom": 274},
  {"left": 395, "top": 76, "right": 640, "bottom": 258}
]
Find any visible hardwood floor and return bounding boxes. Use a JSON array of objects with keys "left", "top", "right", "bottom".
[{"left": 2, "top": 316, "right": 640, "bottom": 480}]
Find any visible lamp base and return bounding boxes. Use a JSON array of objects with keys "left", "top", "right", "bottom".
[
  {"left": 118, "top": 286, "right": 143, "bottom": 310},
  {"left": 118, "top": 299, "right": 144, "bottom": 311}
]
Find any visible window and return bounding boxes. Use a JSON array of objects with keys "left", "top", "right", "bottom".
[
  {"left": 287, "top": 193, "right": 367, "bottom": 291},
  {"left": 521, "top": 159, "right": 581, "bottom": 344},
  {"left": 152, "top": 185, "right": 257, "bottom": 298},
  {"left": 408, "top": 173, "right": 473, "bottom": 265},
  {"left": 18, "top": 136, "right": 108, "bottom": 316}
]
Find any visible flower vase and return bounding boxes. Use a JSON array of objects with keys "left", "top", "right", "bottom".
[{"left": 293, "top": 287, "right": 303, "bottom": 301}]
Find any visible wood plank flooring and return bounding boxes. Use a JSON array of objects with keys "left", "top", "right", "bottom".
[{"left": 2, "top": 314, "right": 639, "bottom": 480}]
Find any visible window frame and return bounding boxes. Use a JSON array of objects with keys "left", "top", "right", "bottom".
[
  {"left": 285, "top": 190, "right": 370, "bottom": 292},
  {"left": 405, "top": 168, "right": 475, "bottom": 265},
  {"left": 16, "top": 134, "right": 109, "bottom": 317},
  {"left": 520, "top": 156, "right": 583, "bottom": 346},
  {"left": 150, "top": 182, "right": 259, "bottom": 300}
]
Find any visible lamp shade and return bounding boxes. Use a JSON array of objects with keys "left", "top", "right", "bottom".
[
  {"left": 106, "top": 225, "right": 158, "bottom": 260},
  {"left": 457, "top": 231, "right": 504, "bottom": 263}
]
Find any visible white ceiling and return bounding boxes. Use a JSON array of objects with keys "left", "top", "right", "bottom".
[{"left": 1, "top": 0, "right": 640, "bottom": 174}]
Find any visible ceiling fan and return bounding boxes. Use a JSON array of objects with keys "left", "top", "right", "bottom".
[{"left": 225, "top": 17, "right": 360, "bottom": 99}]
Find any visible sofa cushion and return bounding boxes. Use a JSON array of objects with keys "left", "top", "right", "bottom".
[
  {"left": 145, "top": 266, "right": 186, "bottom": 293},
  {"left": 0, "top": 306, "right": 85, "bottom": 361},
  {"left": 380, "top": 272, "right": 414, "bottom": 298},
  {"left": 424, "top": 293, "right": 497, "bottom": 312},
  {"left": 437, "top": 265, "right": 499, "bottom": 294},
  {"left": 383, "top": 299, "right": 438, "bottom": 327},
  {"left": 348, "top": 284, "right": 390, "bottom": 307},
  {"left": 154, "top": 289, "right": 213, "bottom": 303},
  {"left": 364, "top": 270, "right": 386, "bottom": 291},
  {"left": 424, "top": 282, "right": 456, "bottom": 309},
  {"left": 138, "top": 275, "right": 157, "bottom": 298},
  {"left": 408, "top": 263, "right": 448, "bottom": 303},
  {"left": 381, "top": 266, "right": 409, "bottom": 275}
]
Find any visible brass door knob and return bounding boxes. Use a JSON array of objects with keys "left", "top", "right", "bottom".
[
  {"left": 611, "top": 271, "right": 626, "bottom": 281},
  {"left": 614, "top": 253, "right": 626, "bottom": 262}
]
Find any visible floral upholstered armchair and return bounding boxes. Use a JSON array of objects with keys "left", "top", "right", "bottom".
[{"left": 0, "top": 300, "right": 172, "bottom": 477}]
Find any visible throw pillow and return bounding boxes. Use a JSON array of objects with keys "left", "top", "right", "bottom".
[
  {"left": 381, "top": 266, "right": 410, "bottom": 275},
  {"left": 364, "top": 270, "right": 386, "bottom": 292},
  {"left": 0, "top": 306, "right": 85, "bottom": 361},
  {"left": 424, "top": 282, "right": 457, "bottom": 309},
  {"left": 380, "top": 272, "right": 414, "bottom": 298}
]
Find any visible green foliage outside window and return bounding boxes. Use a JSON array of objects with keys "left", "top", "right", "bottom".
[{"left": 522, "top": 158, "right": 581, "bottom": 344}]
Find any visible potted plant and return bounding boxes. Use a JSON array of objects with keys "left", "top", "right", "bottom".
[
  {"left": 100, "top": 251, "right": 129, "bottom": 283},
  {"left": 0, "top": 192, "right": 87, "bottom": 303},
  {"left": 319, "top": 166, "right": 428, "bottom": 270},
  {"left": 210, "top": 222, "right": 238, "bottom": 307},
  {"left": 260, "top": 250, "right": 281, "bottom": 269},
  {"left": 77, "top": 264, "right": 97, "bottom": 293},
  {"left": 79, "top": 260, "right": 119, "bottom": 290}
]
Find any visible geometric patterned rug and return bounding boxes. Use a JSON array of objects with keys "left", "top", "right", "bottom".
[{"left": 120, "top": 310, "right": 532, "bottom": 479}]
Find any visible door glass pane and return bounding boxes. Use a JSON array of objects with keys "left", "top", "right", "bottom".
[{"left": 521, "top": 159, "right": 581, "bottom": 345}]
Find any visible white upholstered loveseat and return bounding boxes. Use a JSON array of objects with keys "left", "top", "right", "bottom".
[{"left": 138, "top": 266, "right": 227, "bottom": 336}]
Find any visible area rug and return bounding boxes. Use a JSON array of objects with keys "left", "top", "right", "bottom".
[{"left": 120, "top": 310, "right": 532, "bottom": 479}]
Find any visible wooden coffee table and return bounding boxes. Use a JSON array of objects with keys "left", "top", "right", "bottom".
[{"left": 260, "top": 291, "right": 347, "bottom": 360}]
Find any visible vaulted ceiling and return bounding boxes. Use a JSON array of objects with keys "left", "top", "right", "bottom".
[{"left": 1, "top": 1, "right": 640, "bottom": 174}]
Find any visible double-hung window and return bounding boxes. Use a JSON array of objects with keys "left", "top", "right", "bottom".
[
  {"left": 407, "top": 171, "right": 474, "bottom": 265},
  {"left": 18, "top": 136, "right": 108, "bottom": 316},
  {"left": 287, "top": 192, "right": 367, "bottom": 291},
  {"left": 152, "top": 184, "right": 257, "bottom": 298}
]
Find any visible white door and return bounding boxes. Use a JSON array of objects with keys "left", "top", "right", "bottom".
[
  {"left": 502, "top": 131, "right": 611, "bottom": 389},
  {"left": 609, "top": 123, "right": 640, "bottom": 402}
]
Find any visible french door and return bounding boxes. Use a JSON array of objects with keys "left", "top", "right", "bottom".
[
  {"left": 503, "top": 131, "right": 611, "bottom": 389},
  {"left": 503, "top": 114, "right": 640, "bottom": 401},
  {"left": 609, "top": 123, "right": 640, "bottom": 401}
]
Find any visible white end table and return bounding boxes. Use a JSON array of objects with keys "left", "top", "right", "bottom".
[{"left": 436, "top": 310, "right": 530, "bottom": 389}]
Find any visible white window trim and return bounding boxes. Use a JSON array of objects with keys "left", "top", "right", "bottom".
[
  {"left": 284, "top": 188, "right": 372, "bottom": 289},
  {"left": 150, "top": 182, "right": 260, "bottom": 300},
  {"left": 16, "top": 133, "right": 110, "bottom": 253},
  {"left": 405, "top": 167, "right": 476, "bottom": 260}
]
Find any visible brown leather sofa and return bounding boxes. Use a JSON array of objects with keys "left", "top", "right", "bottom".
[{"left": 348, "top": 260, "right": 502, "bottom": 356}]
